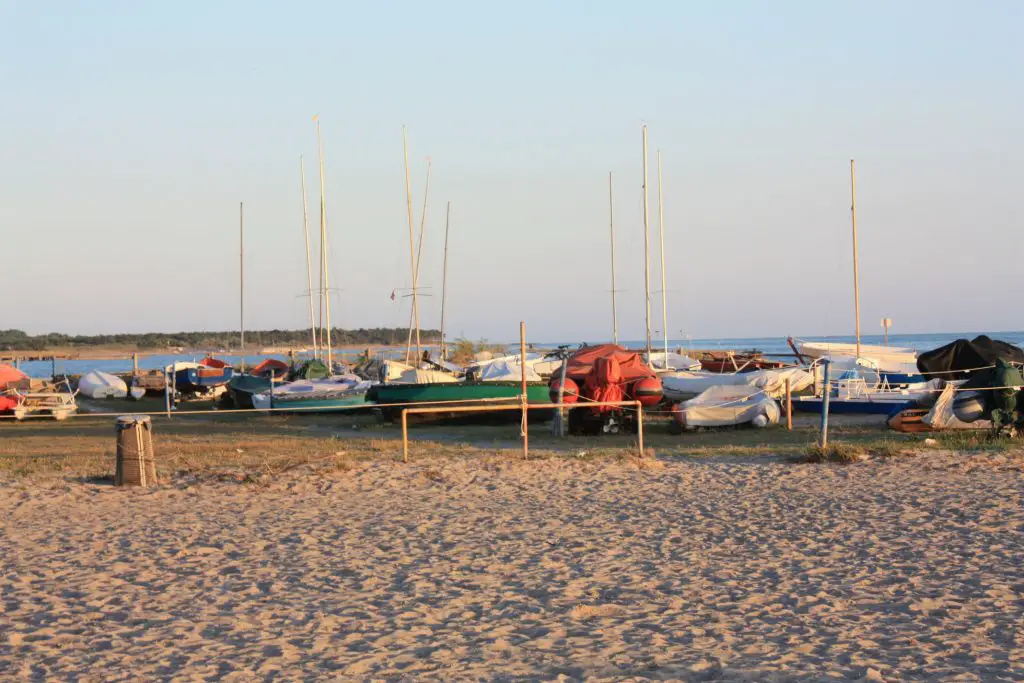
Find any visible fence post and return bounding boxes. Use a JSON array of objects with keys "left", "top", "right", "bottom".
[
  {"left": 636, "top": 401, "right": 645, "bottom": 457},
  {"left": 519, "top": 321, "right": 528, "bottom": 460},
  {"left": 819, "top": 360, "right": 831, "bottom": 447},
  {"left": 785, "top": 377, "right": 793, "bottom": 431},
  {"left": 401, "top": 409, "right": 409, "bottom": 463}
]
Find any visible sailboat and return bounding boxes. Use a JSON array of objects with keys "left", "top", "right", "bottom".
[
  {"left": 250, "top": 117, "right": 372, "bottom": 413},
  {"left": 795, "top": 160, "right": 928, "bottom": 413}
]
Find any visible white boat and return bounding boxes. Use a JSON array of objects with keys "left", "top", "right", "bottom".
[
  {"left": 646, "top": 351, "right": 701, "bottom": 372},
  {"left": 675, "top": 385, "right": 780, "bottom": 429},
  {"left": 252, "top": 375, "right": 374, "bottom": 412},
  {"left": 796, "top": 340, "right": 917, "bottom": 363},
  {"left": 78, "top": 371, "right": 128, "bottom": 399},
  {"left": 474, "top": 359, "right": 542, "bottom": 382},
  {"left": 467, "top": 353, "right": 561, "bottom": 378},
  {"left": 661, "top": 367, "right": 814, "bottom": 402},
  {"left": 129, "top": 387, "right": 146, "bottom": 401}
]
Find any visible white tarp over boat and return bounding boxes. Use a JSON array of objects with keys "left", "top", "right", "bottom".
[
  {"left": 78, "top": 371, "right": 128, "bottom": 399},
  {"left": 468, "top": 353, "right": 560, "bottom": 378},
  {"left": 647, "top": 351, "right": 701, "bottom": 371},
  {"left": 661, "top": 367, "right": 814, "bottom": 401},
  {"left": 396, "top": 368, "right": 459, "bottom": 384},
  {"left": 678, "top": 385, "right": 780, "bottom": 428},
  {"left": 251, "top": 375, "right": 372, "bottom": 410},
  {"left": 475, "top": 359, "right": 542, "bottom": 382},
  {"left": 922, "top": 382, "right": 991, "bottom": 430}
]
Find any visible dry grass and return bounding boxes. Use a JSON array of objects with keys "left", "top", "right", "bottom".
[{"left": 2, "top": 408, "right": 1020, "bottom": 482}]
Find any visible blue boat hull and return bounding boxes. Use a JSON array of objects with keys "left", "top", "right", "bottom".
[
  {"left": 793, "top": 396, "right": 912, "bottom": 415},
  {"left": 175, "top": 367, "right": 234, "bottom": 393}
]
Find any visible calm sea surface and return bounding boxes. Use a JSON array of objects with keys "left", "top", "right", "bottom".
[{"left": 15, "top": 331, "right": 1024, "bottom": 378}]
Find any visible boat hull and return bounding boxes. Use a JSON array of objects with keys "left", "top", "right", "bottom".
[
  {"left": 251, "top": 392, "right": 369, "bottom": 413},
  {"left": 792, "top": 396, "right": 911, "bottom": 415},
  {"left": 368, "top": 382, "right": 552, "bottom": 422},
  {"left": 175, "top": 367, "right": 234, "bottom": 394}
]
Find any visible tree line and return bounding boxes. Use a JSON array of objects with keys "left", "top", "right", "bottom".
[{"left": 0, "top": 328, "right": 441, "bottom": 351}]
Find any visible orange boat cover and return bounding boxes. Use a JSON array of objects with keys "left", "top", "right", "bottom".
[
  {"left": 0, "top": 363, "right": 28, "bottom": 391},
  {"left": 252, "top": 359, "right": 289, "bottom": 379},
  {"left": 200, "top": 357, "right": 228, "bottom": 368},
  {"left": 562, "top": 344, "right": 656, "bottom": 384}
]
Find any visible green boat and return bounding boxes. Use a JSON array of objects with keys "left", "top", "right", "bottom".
[
  {"left": 367, "top": 381, "right": 553, "bottom": 422},
  {"left": 224, "top": 374, "right": 273, "bottom": 409}
]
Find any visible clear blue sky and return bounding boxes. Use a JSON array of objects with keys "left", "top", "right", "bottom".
[{"left": 1, "top": 1, "right": 1021, "bottom": 342}]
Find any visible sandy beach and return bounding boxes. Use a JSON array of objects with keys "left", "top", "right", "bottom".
[{"left": 1, "top": 449, "right": 1022, "bottom": 681}]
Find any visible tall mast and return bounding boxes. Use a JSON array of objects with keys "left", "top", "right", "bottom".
[
  {"left": 315, "top": 116, "right": 332, "bottom": 370},
  {"left": 405, "top": 158, "right": 431, "bottom": 361},
  {"left": 608, "top": 171, "right": 618, "bottom": 345},
  {"left": 657, "top": 150, "right": 668, "bottom": 358},
  {"left": 402, "top": 126, "right": 421, "bottom": 364},
  {"left": 641, "top": 124, "right": 652, "bottom": 362},
  {"left": 299, "top": 156, "right": 318, "bottom": 359},
  {"left": 850, "top": 158, "right": 861, "bottom": 359},
  {"left": 440, "top": 200, "right": 451, "bottom": 360},
  {"left": 239, "top": 201, "right": 244, "bottom": 364}
]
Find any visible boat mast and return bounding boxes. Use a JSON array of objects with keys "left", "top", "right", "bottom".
[
  {"left": 315, "top": 116, "right": 333, "bottom": 370},
  {"left": 402, "top": 126, "right": 421, "bottom": 364},
  {"left": 239, "top": 201, "right": 245, "bottom": 367},
  {"left": 405, "top": 158, "right": 431, "bottom": 362},
  {"left": 657, "top": 149, "right": 668, "bottom": 359},
  {"left": 608, "top": 171, "right": 618, "bottom": 345},
  {"left": 641, "top": 124, "right": 652, "bottom": 362},
  {"left": 299, "top": 155, "right": 318, "bottom": 360},
  {"left": 440, "top": 200, "right": 451, "bottom": 360},
  {"left": 850, "top": 158, "right": 861, "bottom": 359}
]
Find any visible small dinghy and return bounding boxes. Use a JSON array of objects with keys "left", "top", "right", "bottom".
[
  {"left": 252, "top": 374, "right": 373, "bottom": 412},
  {"left": 78, "top": 370, "right": 128, "bottom": 399}
]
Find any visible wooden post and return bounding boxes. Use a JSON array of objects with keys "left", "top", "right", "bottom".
[
  {"left": 819, "top": 360, "right": 831, "bottom": 448},
  {"left": 785, "top": 377, "right": 793, "bottom": 431},
  {"left": 520, "top": 321, "right": 528, "bottom": 460},
  {"left": 164, "top": 366, "right": 171, "bottom": 418},
  {"left": 636, "top": 401, "right": 645, "bottom": 457},
  {"left": 401, "top": 408, "right": 409, "bottom": 462},
  {"left": 50, "top": 356, "right": 56, "bottom": 379},
  {"left": 132, "top": 353, "right": 139, "bottom": 376}
]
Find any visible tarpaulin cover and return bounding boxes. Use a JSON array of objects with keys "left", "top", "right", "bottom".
[
  {"left": 679, "top": 385, "right": 780, "bottom": 428},
  {"left": 252, "top": 359, "right": 289, "bottom": 379},
  {"left": 661, "top": 367, "right": 814, "bottom": 402},
  {"left": 917, "top": 335, "right": 1024, "bottom": 380},
  {"left": 291, "top": 359, "right": 330, "bottom": 380},
  {"left": 584, "top": 355, "right": 625, "bottom": 413},
  {"left": 0, "top": 363, "right": 28, "bottom": 390},
  {"left": 561, "top": 344, "right": 656, "bottom": 384}
]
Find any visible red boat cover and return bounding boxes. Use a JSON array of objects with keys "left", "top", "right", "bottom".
[
  {"left": 252, "top": 359, "right": 289, "bottom": 379},
  {"left": 562, "top": 345, "right": 656, "bottom": 384},
  {"left": 584, "top": 356, "right": 625, "bottom": 413},
  {"left": 562, "top": 345, "right": 656, "bottom": 413},
  {"left": 0, "top": 395, "right": 20, "bottom": 413},
  {"left": 0, "top": 363, "right": 28, "bottom": 391},
  {"left": 200, "top": 357, "right": 228, "bottom": 368}
]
